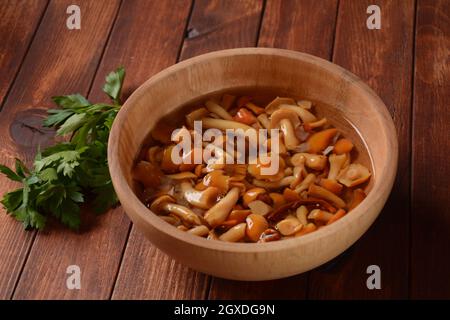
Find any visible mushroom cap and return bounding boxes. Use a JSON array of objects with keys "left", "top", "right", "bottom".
[
  {"left": 337, "top": 163, "right": 371, "bottom": 187},
  {"left": 243, "top": 187, "right": 267, "bottom": 207},
  {"left": 265, "top": 97, "right": 296, "bottom": 114},
  {"left": 270, "top": 108, "right": 301, "bottom": 129},
  {"left": 150, "top": 194, "right": 176, "bottom": 214}
]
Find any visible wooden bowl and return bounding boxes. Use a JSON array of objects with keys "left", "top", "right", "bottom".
[{"left": 108, "top": 48, "right": 398, "bottom": 280}]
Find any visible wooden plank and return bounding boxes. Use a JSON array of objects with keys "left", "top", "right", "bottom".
[
  {"left": 411, "top": 0, "right": 450, "bottom": 299},
  {"left": 308, "top": 0, "right": 414, "bottom": 299},
  {"left": 0, "top": 0, "right": 48, "bottom": 299},
  {"left": 2, "top": 0, "right": 121, "bottom": 299},
  {"left": 181, "top": 0, "right": 263, "bottom": 59},
  {"left": 112, "top": 0, "right": 264, "bottom": 300},
  {"left": 258, "top": 0, "right": 338, "bottom": 59},
  {"left": 0, "top": 0, "right": 48, "bottom": 105},
  {"left": 12, "top": 0, "right": 192, "bottom": 300},
  {"left": 208, "top": 0, "right": 338, "bottom": 300}
]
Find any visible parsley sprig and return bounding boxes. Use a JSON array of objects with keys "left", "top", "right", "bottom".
[{"left": 0, "top": 67, "right": 125, "bottom": 230}]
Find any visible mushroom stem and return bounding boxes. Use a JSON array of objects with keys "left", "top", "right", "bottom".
[
  {"left": 205, "top": 101, "right": 234, "bottom": 120},
  {"left": 294, "top": 173, "right": 316, "bottom": 194},
  {"left": 180, "top": 181, "right": 219, "bottom": 209},
  {"left": 253, "top": 176, "right": 295, "bottom": 190},
  {"left": 201, "top": 117, "right": 255, "bottom": 131},
  {"left": 204, "top": 187, "right": 240, "bottom": 227},
  {"left": 328, "top": 153, "right": 347, "bottom": 180},
  {"left": 163, "top": 202, "right": 202, "bottom": 225},
  {"left": 188, "top": 225, "right": 210, "bottom": 237},
  {"left": 280, "top": 119, "right": 300, "bottom": 150},
  {"left": 308, "top": 184, "right": 346, "bottom": 208},
  {"left": 219, "top": 223, "right": 246, "bottom": 242}
]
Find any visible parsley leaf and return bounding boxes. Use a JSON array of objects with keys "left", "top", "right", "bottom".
[
  {"left": 0, "top": 67, "right": 125, "bottom": 230},
  {"left": 103, "top": 66, "right": 125, "bottom": 104}
]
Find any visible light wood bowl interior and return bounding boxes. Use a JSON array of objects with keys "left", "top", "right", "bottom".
[{"left": 108, "top": 48, "right": 398, "bottom": 280}]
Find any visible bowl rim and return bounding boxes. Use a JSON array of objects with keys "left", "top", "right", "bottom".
[{"left": 108, "top": 47, "right": 398, "bottom": 253}]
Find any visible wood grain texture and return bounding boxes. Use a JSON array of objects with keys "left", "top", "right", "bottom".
[
  {"left": 411, "top": 0, "right": 450, "bottom": 299},
  {"left": 0, "top": 0, "right": 48, "bottom": 105},
  {"left": 13, "top": 0, "right": 192, "bottom": 300},
  {"left": 259, "top": 0, "right": 338, "bottom": 59},
  {"left": 0, "top": 0, "right": 48, "bottom": 300},
  {"left": 307, "top": 0, "right": 414, "bottom": 299},
  {"left": 181, "top": 0, "right": 263, "bottom": 60},
  {"left": 5, "top": 0, "right": 121, "bottom": 299},
  {"left": 112, "top": 0, "right": 265, "bottom": 300}
]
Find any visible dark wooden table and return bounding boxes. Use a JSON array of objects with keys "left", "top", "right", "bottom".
[{"left": 0, "top": 0, "right": 448, "bottom": 300}]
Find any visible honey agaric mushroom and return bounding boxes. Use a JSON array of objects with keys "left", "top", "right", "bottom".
[
  {"left": 132, "top": 161, "right": 163, "bottom": 188},
  {"left": 219, "top": 223, "right": 247, "bottom": 242},
  {"left": 243, "top": 187, "right": 267, "bottom": 207},
  {"left": 307, "top": 209, "right": 334, "bottom": 222},
  {"left": 245, "top": 102, "right": 265, "bottom": 115},
  {"left": 326, "top": 209, "right": 346, "bottom": 225},
  {"left": 150, "top": 194, "right": 202, "bottom": 226},
  {"left": 233, "top": 108, "right": 257, "bottom": 125},
  {"left": 276, "top": 215, "right": 302, "bottom": 236},
  {"left": 265, "top": 136, "right": 288, "bottom": 155},
  {"left": 228, "top": 209, "right": 251, "bottom": 223},
  {"left": 328, "top": 153, "right": 347, "bottom": 180},
  {"left": 265, "top": 97, "right": 297, "bottom": 114},
  {"left": 270, "top": 109, "right": 301, "bottom": 150},
  {"left": 205, "top": 100, "right": 234, "bottom": 120},
  {"left": 188, "top": 225, "right": 210, "bottom": 237},
  {"left": 303, "top": 117, "right": 327, "bottom": 132},
  {"left": 179, "top": 181, "right": 220, "bottom": 209},
  {"left": 348, "top": 188, "right": 367, "bottom": 210},
  {"left": 337, "top": 163, "right": 371, "bottom": 187},
  {"left": 248, "top": 200, "right": 272, "bottom": 216},
  {"left": 333, "top": 138, "right": 354, "bottom": 154},
  {"left": 283, "top": 188, "right": 301, "bottom": 202},
  {"left": 306, "top": 128, "right": 338, "bottom": 154},
  {"left": 257, "top": 113, "right": 271, "bottom": 130},
  {"left": 297, "top": 100, "right": 312, "bottom": 109},
  {"left": 160, "top": 145, "right": 180, "bottom": 173},
  {"left": 308, "top": 184, "right": 346, "bottom": 209},
  {"left": 253, "top": 176, "right": 295, "bottom": 190},
  {"left": 269, "top": 192, "right": 286, "bottom": 208},
  {"left": 204, "top": 187, "right": 240, "bottom": 227},
  {"left": 246, "top": 213, "right": 269, "bottom": 242},
  {"left": 279, "top": 104, "right": 317, "bottom": 123},
  {"left": 248, "top": 154, "right": 285, "bottom": 181},
  {"left": 294, "top": 173, "right": 316, "bottom": 194},
  {"left": 201, "top": 117, "right": 255, "bottom": 131},
  {"left": 160, "top": 215, "right": 181, "bottom": 226},
  {"left": 290, "top": 155, "right": 306, "bottom": 189},
  {"left": 202, "top": 170, "right": 230, "bottom": 194},
  {"left": 166, "top": 172, "right": 198, "bottom": 180},
  {"left": 296, "top": 205, "right": 308, "bottom": 225},
  {"left": 291, "top": 153, "right": 327, "bottom": 170},
  {"left": 258, "top": 229, "right": 281, "bottom": 242},
  {"left": 319, "top": 178, "right": 343, "bottom": 195},
  {"left": 186, "top": 107, "right": 209, "bottom": 128}
]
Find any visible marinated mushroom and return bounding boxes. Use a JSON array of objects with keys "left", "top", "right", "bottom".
[
  {"left": 337, "top": 163, "right": 371, "bottom": 187},
  {"left": 270, "top": 109, "right": 301, "bottom": 150},
  {"left": 246, "top": 214, "right": 269, "bottom": 242},
  {"left": 179, "top": 181, "right": 220, "bottom": 209},
  {"left": 135, "top": 93, "right": 372, "bottom": 243},
  {"left": 150, "top": 194, "right": 202, "bottom": 226},
  {"left": 204, "top": 187, "right": 240, "bottom": 227}
]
